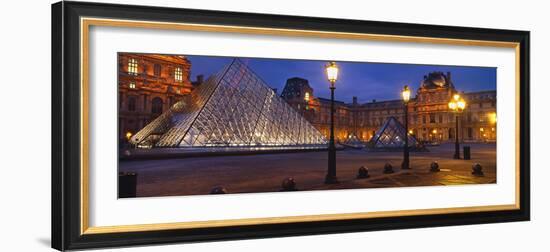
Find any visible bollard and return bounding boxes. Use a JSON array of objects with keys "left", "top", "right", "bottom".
[
  {"left": 281, "top": 177, "right": 297, "bottom": 191},
  {"left": 210, "top": 186, "right": 227, "bottom": 194},
  {"left": 357, "top": 166, "right": 370, "bottom": 179},
  {"left": 430, "top": 161, "right": 440, "bottom": 172},
  {"left": 463, "top": 146, "right": 471, "bottom": 160},
  {"left": 119, "top": 172, "right": 138, "bottom": 198},
  {"left": 383, "top": 163, "right": 394, "bottom": 174},
  {"left": 472, "top": 163, "right": 484, "bottom": 176}
]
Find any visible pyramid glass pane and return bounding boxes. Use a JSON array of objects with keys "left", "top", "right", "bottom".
[{"left": 130, "top": 59, "right": 327, "bottom": 149}]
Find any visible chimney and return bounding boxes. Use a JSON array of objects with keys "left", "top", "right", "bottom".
[
  {"left": 447, "top": 72, "right": 451, "bottom": 82},
  {"left": 372, "top": 99, "right": 376, "bottom": 103},
  {"left": 272, "top": 88, "right": 278, "bottom": 94},
  {"left": 353, "top": 96, "right": 358, "bottom": 105},
  {"left": 197, "top": 74, "right": 204, "bottom": 84}
]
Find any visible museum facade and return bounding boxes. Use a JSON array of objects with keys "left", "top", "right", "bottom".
[
  {"left": 281, "top": 72, "right": 497, "bottom": 143},
  {"left": 119, "top": 54, "right": 496, "bottom": 145},
  {"left": 118, "top": 53, "right": 202, "bottom": 140}
]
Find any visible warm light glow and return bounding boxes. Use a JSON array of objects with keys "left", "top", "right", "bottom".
[
  {"left": 448, "top": 101, "right": 457, "bottom": 110},
  {"left": 449, "top": 94, "right": 466, "bottom": 112},
  {"left": 325, "top": 62, "right": 339, "bottom": 84},
  {"left": 480, "top": 128, "right": 484, "bottom": 132},
  {"left": 402, "top": 85, "right": 411, "bottom": 103},
  {"left": 304, "top": 92, "right": 310, "bottom": 102},
  {"left": 408, "top": 129, "right": 413, "bottom": 134},
  {"left": 457, "top": 99, "right": 466, "bottom": 110},
  {"left": 489, "top": 112, "right": 497, "bottom": 124},
  {"left": 125, "top": 131, "right": 133, "bottom": 140},
  {"left": 453, "top": 94, "right": 460, "bottom": 101},
  {"left": 432, "top": 129, "right": 437, "bottom": 134}
]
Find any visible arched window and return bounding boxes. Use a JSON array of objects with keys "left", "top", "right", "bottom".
[
  {"left": 152, "top": 97, "right": 163, "bottom": 114},
  {"left": 128, "top": 96, "right": 137, "bottom": 112}
]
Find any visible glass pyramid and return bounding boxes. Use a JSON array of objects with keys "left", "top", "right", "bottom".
[
  {"left": 342, "top": 133, "right": 366, "bottom": 148},
  {"left": 130, "top": 59, "right": 327, "bottom": 148},
  {"left": 368, "top": 116, "right": 418, "bottom": 148}
]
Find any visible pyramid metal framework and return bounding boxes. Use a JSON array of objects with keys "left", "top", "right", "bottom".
[
  {"left": 368, "top": 116, "right": 418, "bottom": 148},
  {"left": 130, "top": 59, "right": 327, "bottom": 148}
]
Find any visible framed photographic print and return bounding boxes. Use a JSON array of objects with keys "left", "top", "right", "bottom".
[{"left": 52, "top": 1, "right": 530, "bottom": 250}]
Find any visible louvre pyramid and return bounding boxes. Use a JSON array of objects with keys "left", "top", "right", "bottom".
[
  {"left": 130, "top": 59, "right": 327, "bottom": 148},
  {"left": 368, "top": 116, "right": 418, "bottom": 148},
  {"left": 342, "top": 134, "right": 366, "bottom": 148}
]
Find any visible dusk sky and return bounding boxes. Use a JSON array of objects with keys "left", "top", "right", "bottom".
[{"left": 186, "top": 55, "right": 496, "bottom": 104}]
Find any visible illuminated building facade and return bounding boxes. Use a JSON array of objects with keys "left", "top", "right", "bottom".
[
  {"left": 118, "top": 53, "right": 194, "bottom": 141},
  {"left": 282, "top": 72, "right": 497, "bottom": 143}
]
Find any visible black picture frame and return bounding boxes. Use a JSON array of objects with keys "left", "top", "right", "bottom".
[{"left": 52, "top": 1, "right": 530, "bottom": 251}]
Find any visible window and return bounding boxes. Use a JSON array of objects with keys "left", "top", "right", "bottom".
[
  {"left": 129, "top": 82, "right": 136, "bottom": 89},
  {"left": 438, "top": 114, "right": 443, "bottom": 123},
  {"left": 152, "top": 97, "right": 163, "bottom": 114},
  {"left": 174, "top": 67, "right": 183, "bottom": 82},
  {"left": 478, "top": 112, "right": 485, "bottom": 122},
  {"left": 128, "top": 96, "right": 136, "bottom": 111},
  {"left": 429, "top": 114, "right": 436, "bottom": 123},
  {"left": 304, "top": 92, "right": 310, "bottom": 101},
  {"left": 128, "top": 58, "right": 138, "bottom": 75},
  {"left": 154, "top": 64, "right": 161, "bottom": 76}
]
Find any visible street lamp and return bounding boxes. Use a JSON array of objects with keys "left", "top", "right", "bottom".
[
  {"left": 125, "top": 131, "right": 133, "bottom": 141},
  {"left": 402, "top": 85, "right": 411, "bottom": 169},
  {"left": 325, "top": 61, "right": 339, "bottom": 184},
  {"left": 448, "top": 93, "right": 466, "bottom": 159},
  {"left": 304, "top": 91, "right": 310, "bottom": 111}
]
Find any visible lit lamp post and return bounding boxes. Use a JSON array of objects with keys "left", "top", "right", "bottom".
[
  {"left": 125, "top": 131, "right": 133, "bottom": 141},
  {"left": 448, "top": 94, "right": 466, "bottom": 159},
  {"left": 125, "top": 131, "right": 133, "bottom": 148},
  {"left": 325, "top": 62, "right": 339, "bottom": 184},
  {"left": 402, "top": 85, "right": 411, "bottom": 169},
  {"left": 304, "top": 92, "right": 310, "bottom": 114}
]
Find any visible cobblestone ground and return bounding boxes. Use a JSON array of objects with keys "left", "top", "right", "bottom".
[{"left": 119, "top": 143, "right": 496, "bottom": 197}]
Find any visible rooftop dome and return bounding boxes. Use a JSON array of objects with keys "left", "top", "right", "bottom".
[{"left": 421, "top": 72, "right": 452, "bottom": 89}]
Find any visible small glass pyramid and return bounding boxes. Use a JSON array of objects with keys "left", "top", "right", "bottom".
[{"left": 368, "top": 116, "right": 418, "bottom": 148}]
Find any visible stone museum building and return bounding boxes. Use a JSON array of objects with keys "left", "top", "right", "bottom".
[
  {"left": 119, "top": 54, "right": 496, "bottom": 145},
  {"left": 118, "top": 53, "right": 196, "bottom": 140},
  {"left": 281, "top": 72, "right": 497, "bottom": 143}
]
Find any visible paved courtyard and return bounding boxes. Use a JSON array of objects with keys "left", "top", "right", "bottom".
[{"left": 119, "top": 143, "right": 496, "bottom": 197}]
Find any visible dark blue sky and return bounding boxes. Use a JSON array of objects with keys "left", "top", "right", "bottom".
[{"left": 187, "top": 55, "right": 496, "bottom": 103}]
